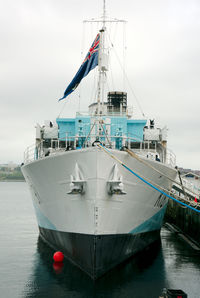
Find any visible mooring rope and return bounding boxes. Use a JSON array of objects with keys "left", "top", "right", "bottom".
[{"left": 97, "top": 144, "right": 200, "bottom": 214}]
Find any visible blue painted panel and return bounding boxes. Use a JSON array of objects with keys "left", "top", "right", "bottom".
[
  {"left": 75, "top": 116, "right": 91, "bottom": 146},
  {"left": 56, "top": 118, "right": 75, "bottom": 141},
  {"left": 75, "top": 116, "right": 91, "bottom": 136},
  {"left": 127, "top": 119, "right": 146, "bottom": 142},
  {"left": 110, "top": 117, "right": 127, "bottom": 136},
  {"left": 56, "top": 117, "right": 146, "bottom": 145},
  {"left": 109, "top": 117, "right": 127, "bottom": 148}
]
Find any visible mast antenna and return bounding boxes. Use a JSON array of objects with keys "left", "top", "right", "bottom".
[{"left": 103, "top": 0, "right": 106, "bottom": 28}]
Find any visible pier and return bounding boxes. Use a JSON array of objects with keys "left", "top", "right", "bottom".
[
  {"left": 165, "top": 199, "right": 200, "bottom": 247},
  {"left": 165, "top": 173, "right": 200, "bottom": 247}
]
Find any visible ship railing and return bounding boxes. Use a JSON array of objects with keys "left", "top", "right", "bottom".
[
  {"left": 23, "top": 135, "right": 134, "bottom": 164},
  {"left": 129, "top": 141, "right": 176, "bottom": 167},
  {"left": 23, "top": 136, "right": 176, "bottom": 168},
  {"left": 76, "top": 108, "right": 133, "bottom": 118},
  {"left": 24, "top": 144, "right": 37, "bottom": 164},
  {"left": 165, "top": 148, "right": 176, "bottom": 168}
]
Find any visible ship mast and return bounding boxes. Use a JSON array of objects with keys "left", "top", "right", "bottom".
[
  {"left": 97, "top": 0, "right": 107, "bottom": 116},
  {"left": 84, "top": 0, "right": 126, "bottom": 116}
]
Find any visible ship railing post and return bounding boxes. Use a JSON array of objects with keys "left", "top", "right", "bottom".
[
  {"left": 66, "top": 132, "right": 68, "bottom": 149},
  {"left": 128, "top": 137, "right": 130, "bottom": 149}
]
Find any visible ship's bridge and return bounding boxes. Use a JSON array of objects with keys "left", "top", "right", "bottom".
[
  {"left": 56, "top": 115, "right": 146, "bottom": 150},
  {"left": 55, "top": 91, "right": 146, "bottom": 150},
  {"left": 23, "top": 90, "right": 176, "bottom": 167}
]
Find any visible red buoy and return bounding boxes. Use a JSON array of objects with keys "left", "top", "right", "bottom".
[
  {"left": 194, "top": 197, "right": 198, "bottom": 203},
  {"left": 53, "top": 261, "right": 64, "bottom": 274},
  {"left": 53, "top": 251, "right": 64, "bottom": 262}
]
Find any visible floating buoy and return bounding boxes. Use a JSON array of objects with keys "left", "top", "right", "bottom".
[
  {"left": 53, "top": 251, "right": 64, "bottom": 262},
  {"left": 194, "top": 197, "right": 198, "bottom": 203}
]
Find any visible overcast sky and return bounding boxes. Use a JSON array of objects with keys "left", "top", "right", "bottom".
[{"left": 0, "top": 0, "right": 200, "bottom": 169}]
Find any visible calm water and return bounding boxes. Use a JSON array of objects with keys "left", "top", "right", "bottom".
[{"left": 0, "top": 182, "right": 200, "bottom": 298}]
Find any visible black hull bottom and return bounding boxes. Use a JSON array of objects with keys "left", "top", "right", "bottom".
[{"left": 39, "top": 227, "right": 160, "bottom": 279}]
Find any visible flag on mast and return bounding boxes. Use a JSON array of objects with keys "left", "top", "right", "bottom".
[{"left": 59, "top": 33, "right": 100, "bottom": 101}]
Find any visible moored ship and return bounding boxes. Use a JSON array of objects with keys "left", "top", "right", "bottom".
[{"left": 21, "top": 2, "right": 177, "bottom": 279}]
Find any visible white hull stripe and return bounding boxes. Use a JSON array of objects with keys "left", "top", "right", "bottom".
[{"left": 33, "top": 199, "right": 166, "bottom": 236}]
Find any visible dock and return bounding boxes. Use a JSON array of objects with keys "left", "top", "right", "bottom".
[{"left": 165, "top": 174, "right": 200, "bottom": 247}]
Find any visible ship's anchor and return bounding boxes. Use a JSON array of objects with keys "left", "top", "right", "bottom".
[
  {"left": 68, "top": 163, "right": 86, "bottom": 194},
  {"left": 107, "top": 164, "right": 126, "bottom": 195}
]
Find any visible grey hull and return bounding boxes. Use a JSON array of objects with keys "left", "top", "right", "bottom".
[{"left": 39, "top": 226, "right": 160, "bottom": 279}]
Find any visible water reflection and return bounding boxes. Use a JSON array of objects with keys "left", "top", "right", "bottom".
[
  {"left": 161, "top": 226, "right": 200, "bottom": 296},
  {"left": 23, "top": 236, "right": 167, "bottom": 298}
]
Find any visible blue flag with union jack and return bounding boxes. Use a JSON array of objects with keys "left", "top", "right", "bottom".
[{"left": 59, "top": 33, "right": 100, "bottom": 101}]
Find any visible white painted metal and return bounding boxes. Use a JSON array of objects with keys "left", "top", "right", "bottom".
[{"left": 22, "top": 147, "right": 177, "bottom": 235}]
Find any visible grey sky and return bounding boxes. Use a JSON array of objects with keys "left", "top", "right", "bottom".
[{"left": 0, "top": 0, "right": 200, "bottom": 169}]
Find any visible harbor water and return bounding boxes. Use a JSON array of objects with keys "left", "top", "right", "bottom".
[{"left": 0, "top": 182, "right": 200, "bottom": 298}]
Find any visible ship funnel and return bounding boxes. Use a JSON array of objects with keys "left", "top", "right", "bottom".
[{"left": 107, "top": 91, "right": 127, "bottom": 114}]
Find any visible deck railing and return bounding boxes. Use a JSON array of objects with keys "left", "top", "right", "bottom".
[{"left": 23, "top": 135, "right": 176, "bottom": 168}]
